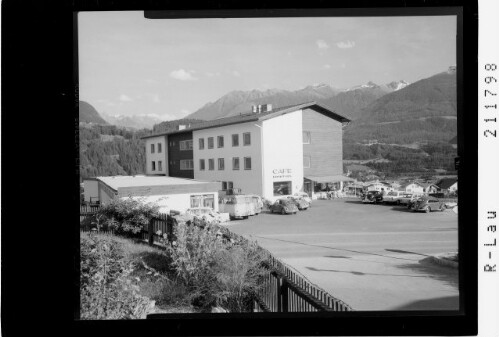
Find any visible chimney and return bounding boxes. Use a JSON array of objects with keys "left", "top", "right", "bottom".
[{"left": 178, "top": 124, "right": 186, "bottom": 130}]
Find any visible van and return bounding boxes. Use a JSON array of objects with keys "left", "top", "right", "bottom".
[{"left": 218, "top": 195, "right": 254, "bottom": 219}]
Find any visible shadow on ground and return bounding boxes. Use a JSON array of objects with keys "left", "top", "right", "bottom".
[
  {"left": 305, "top": 266, "right": 432, "bottom": 278},
  {"left": 394, "top": 258, "right": 459, "bottom": 288},
  {"left": 391, "top": 295, "right": 459, "bottom": 310}
]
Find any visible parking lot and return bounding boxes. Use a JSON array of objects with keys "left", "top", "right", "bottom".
[{"left": 225, "top": 197, "right": 459, "bottom": 311}]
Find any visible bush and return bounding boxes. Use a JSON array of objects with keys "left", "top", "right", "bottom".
[
  {"left": 166, "top": 222, "right": 268, "bottom": 312},
  {"left": 210, "top": 241, "right": 268, "bottom": 312},
  {"left": 80, "top": 233, "right": 155, "bottom": 319},
  {"left": 95, "top": 197, "right": 160, "bottom": 237}
]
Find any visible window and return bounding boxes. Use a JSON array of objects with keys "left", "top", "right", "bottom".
[
  {"left": 199, "top": 138, "right": 205, "bottom": 150},
  {"left": 200, "top": 159, "right": 205, "bottom": 171},
  {"left": 158, "top": 143, "right": 162, "bottom": 153},
  {"left": 208, "top": 137, "right": 214, "bottom": 149},
  {"left": 243, "top": 132, "right": 251, "bottom": 146},
  {"left": 244, "top": 157, "right": 252, "bottom": 170},
  {"left": 217, "top": 136, "right": 224, "bottom": 148},
  {"left": 151, "top": 161, "right": 156, "bottom": 171},
  {"left": 232, "top": 134, "right": 239, "bottom": 147},
  {"left": 228, "top": 181, "right": 233, "bottom": 189},
  {"left": 273, "top": 181, "right": 292, "bottom": 196},
  {"left": 208, "top": 159, "right": 214, "bottom": 170},
  {"left": 303, "top": 156, "right": 311, "bottom": 168},
  {"left": 151, "top": 144, "right": 155, "bottom": 153},
  {"left": 179, "top": 140, "right": 193, "bottom": 151},
  {"left": 190, "top": 194, "right": 215, "bottom": 208},
  {"left": 232, "top": 157, "right": 240, "bottom": 170},
  {"left": 222, "top": 181, "right": 228, "bottom": 190},
  {"left": 158, "top": 161, "right": 162, "bottom": 171},
  {"left": 218, "top": 158, "right": 225, "bottom": 170},
  {"left": 180, "top": 159, "right": 194, "bottom": 170},
  {"left": 303, "top": 131, "right": 311, "bottom": 144}
]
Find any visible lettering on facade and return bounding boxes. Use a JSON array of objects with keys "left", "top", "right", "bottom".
[{"left": 272, "top": 168, "right": 293, "bottom": 179}]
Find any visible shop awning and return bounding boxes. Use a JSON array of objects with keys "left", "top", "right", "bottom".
[{"left": 305, "top": 175, "right": 355, "bottom": 183}]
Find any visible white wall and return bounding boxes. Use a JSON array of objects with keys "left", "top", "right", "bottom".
[
  {"left": 193, "top": 122, "right": 263, "bottom": 196},
  {"left": 83, "top": 180, "right": 99, "bottom": 202},
  {"left": 145, "top": 136, "right": 168, "bottom": 175},
  {"left": 402, "top": 184, "right": 424, "bottom": 194},
  {"left": 122, "top": 192, "right": 219, "bottom": 214},
  {"left": 261, "top": 110, "right": 304, "bottom": 200}
]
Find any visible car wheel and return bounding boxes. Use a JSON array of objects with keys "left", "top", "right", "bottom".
[
  {"left": 425, "top": 207, "right": 431, "bottom": 213},
  {"left": 281, "top": 209, "right": 286, "bottom": 215}
]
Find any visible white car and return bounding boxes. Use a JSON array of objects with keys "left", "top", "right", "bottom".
[
  {"left": 293, "top": 192, "right": 312, "bottom": 204},
  {"left": 383, "top": 191, "right": 405, "bottom": 204}
]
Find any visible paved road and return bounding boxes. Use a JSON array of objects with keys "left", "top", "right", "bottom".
[{"left": 225, "top": 198, "right": 459, "bottom": 311}]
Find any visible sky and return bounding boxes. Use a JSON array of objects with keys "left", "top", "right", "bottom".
[{"left": 78, "top": 12, "right": 456, "bottom": 121}]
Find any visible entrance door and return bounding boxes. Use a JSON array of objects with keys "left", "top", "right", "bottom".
[{"left": 304, "top": 181, "right": 312, "bottom": 197}]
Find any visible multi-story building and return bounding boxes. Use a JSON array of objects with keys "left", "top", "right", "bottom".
[{"left": 142, "top": 101, "right": 351, "bottom": 200}]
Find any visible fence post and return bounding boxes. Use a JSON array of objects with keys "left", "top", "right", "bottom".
[
  {"left": 276, "top": 275, "right": 282, "bottom": 312},
  {"left": 281, "top": 277, "right": 289, "bottom": 313},
  {"left": 148, "top": 218, "right": 154, "bottom": 246}
]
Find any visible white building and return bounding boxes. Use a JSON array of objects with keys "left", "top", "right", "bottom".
[
  {"left": 141, "top": 102, "right": 351, "bottom": 200},
  {"left": 83, "top": 175, "right": 220, "bottom": 214}
]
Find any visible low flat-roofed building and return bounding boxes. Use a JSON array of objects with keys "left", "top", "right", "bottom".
[{"left": 83, "top": 175, "right": 221, "bottom": 214}]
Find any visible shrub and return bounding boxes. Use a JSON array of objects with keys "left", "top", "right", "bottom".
[
  {"left": 80, "top": 233, "right": 155, "bottom": 319},
  {"left": 95, "top": 197, "right": 160, "bottom": 237},
  {"left": 166, "top": 222, "right": 268, "bottom": 312},
  {"left": 210, "top": 241, "right": 268, "bottom": 312}
]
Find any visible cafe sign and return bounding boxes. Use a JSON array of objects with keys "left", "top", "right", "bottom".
[{"left": 272, "top": 168, "right": 293, "bottom": 179}]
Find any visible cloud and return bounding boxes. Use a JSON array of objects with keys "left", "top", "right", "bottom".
[
  {"left": 205, "top": 72, "right": 221, "bottom": 77},
  {"left": 180, "top": 109, "right": 190, "bottom": 116},
  {"left": 231, "top": 70, "right": 241, "bottom": 77},
  {"left": 324, "top": 64, "right": 331, "bottom": 69},
  {"left": 316, "top": 40, "right": 329, "bottom": 50},
  {"left": 170, "top": 69, "right": 198, "bottom": 81},
  {"left": 336, "top": 40, "right": 356, "bottom": 49},
  {"left": 119, "top": 94, "right": 133, "bottom": 102}
]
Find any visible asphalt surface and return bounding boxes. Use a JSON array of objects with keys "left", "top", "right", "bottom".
[{"left": 225, "top": 198, "right": 459, "bottom": 311}]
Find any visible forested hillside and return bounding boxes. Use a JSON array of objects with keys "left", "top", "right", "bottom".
[{"left": 79, "top": 124, "right": 149, "bottom": 181}]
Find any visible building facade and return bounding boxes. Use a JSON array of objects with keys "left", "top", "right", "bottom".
[{"left": 142, "top": 102, "right": 350, "bottom": 200}]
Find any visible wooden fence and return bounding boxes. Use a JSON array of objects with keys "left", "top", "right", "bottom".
[{"left": 79, "top": 205, "right": 352, "bottom": 312}]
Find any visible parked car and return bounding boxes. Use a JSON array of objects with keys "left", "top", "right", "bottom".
[
  {"left": 293, "top": 192, "right": 312, "bottom": 204},
  {"left": 286, "top": 196, "right": 310, "bottom": 210},
  {"left": 218, "top": 195, "right": 255, "bottom": 219},
  {"left": 248, "top": 194, "right": 264, "bottom": 215},
  {"left": 410, "top": 196, "right": 446, "bottom": 213},
  {"left": 362, "top": 191, "right": 383, "bottom": 204},
  {"left": 383, "top": 191, "right": 405, "bottom": 204},
  {"left": 269, "top": 199, "right": 299, "bottom": 214},
  {"left": 399, "top": 193, "right": 423, "bottom": 207}
]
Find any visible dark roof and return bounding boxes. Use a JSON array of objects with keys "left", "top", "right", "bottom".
[
  {"left": 436, "top": 178, "right": 458, "bottom": 189},
  {"left": 141, "top": 101, "right": 350, "bottom": 139}
]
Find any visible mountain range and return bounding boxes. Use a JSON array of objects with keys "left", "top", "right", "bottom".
[
  {"left": 185, "top": 80, "right": 410, "bottom": 121},
  {"left": 100, "top": 112, "right": 163, "bottom": 130}
]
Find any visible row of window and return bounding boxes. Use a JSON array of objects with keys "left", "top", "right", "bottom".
[
  {"left": 151, "top": 130, "right": 310, "bottom": 154},
  {"left": 153, "top": 156, "right": 309, "bottom": 172},
  {"left": 199, "top": 133, "right": 251, "bottom": 150},
  {"left": 150, "top": 130, "right": 310, "bottom": 154},
  {"left": 199, "top": 157, "right": 252, "bottom": 171},
  {"left": 150, "top": 143, "right": 162, "bottom": 154},
  {"left": 151, "top": 160, "right": 163, "bottom": 171}
]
